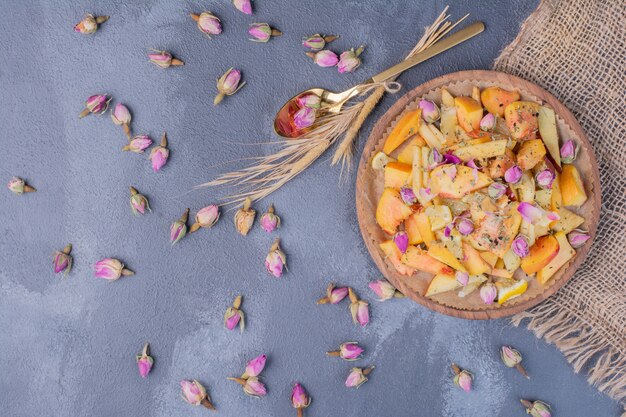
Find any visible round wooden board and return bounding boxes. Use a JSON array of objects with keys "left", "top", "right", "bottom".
[{"left": 356, "top": 70, "right": 601, "bottom": 320}]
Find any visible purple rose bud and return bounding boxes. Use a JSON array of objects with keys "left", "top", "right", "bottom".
[
  {"left": 111, "top": 103, "right": 131, "bottom": 125},
  {"left": 400, "top": 186, "right": 418, "bottom": 205},
  {"left": 456, "top": 218, "right": 474, "bottom": 236},
  {"left": 307, "top": 50, "right": 339, "bottom": 67},
  {"left": 129, "top": 186, "right": 150, "bottom": 215},
  {"left": 242, "top": 377, "right": 267, "bottom": 397},
  {"left": 215, "top": 68, "right": 245, "bottom": 105},
  {"left": 148, "top": 51, "right": 180, "bottom": 69},
  {"left": 232, "top": 0, "right": 253, "bottom": 15},
  {"left": 244, "top": 354, "right": 266, "bottom": 378},
  {"left": 149, "top": 133, "right": 169, "bottom": 172},
  {"left": 480, "top": 282, "right": 497, "bottom": 304},
  {"left": 193, "top": 12, "right": 222, "bottom": 37},
  {"left": 567, "top": 230, "right": 591, "bottom": 248},
  {"left": 338, "top": 46, "right": 364, "bottom": 74},
  {"left": 52, "top": 244, "right": 73, "bottom": 275},
  {"left": 170, "top": 209, "right": 189, "bottom": 245},
  {"left": 456, "top": 271, "right": 470, "bottom": 286},
  {"left": 248, "top": 22, "right": 281, "bottom": 42},
  {"left": 488, "top": 182, "right": 507, "bottom": 199},
  {"left": 512, "top": 235, "right": 530, "bottom": 257},
  {"left": 180, "top": 379, "right": 212, "bottom": 408},
  {"left": 224, "top": 295, "right": 245, "bottom": 332},
  {"left": 453, "top": 367, "right": 473, "bottom": 393},
  {"left": 260, "top": 205, "right": 280, "bottom": 232},
  {"left": 535, "top": 169, "right": 555, "bottom": 189},
  {"left": 521, "top": 400, "right": 552, "bottom": 417},
  {"left": 265, "top": 239, "right": 286, "bottom": 278},
  {"left": 480, "top": 113, "right": 496, "bottom": 131},
  {"left": 349, "top": 288, "right": 369, "bottom": 327},
  {"left": 368, "top": 279, "right": 398, "bottom": 301},
  {"left": 123, "top": 135, "right": 152, "bottom": 153},
  {"left": 296, "top": 93, "right": 321, "bottom": 109},
  {"left": 136, "top": 343, "right": 153, "bottom": 378},
  {"left": 94, "top": 258, "right": 133, "bottom": 280},
  {"left": 345, "top": 366, "right": 374, "bottom": 388},
  {"left": 293, "top": 106, "right": 316, "bottom": 130},
  {"left": 560, "top": 139, "right": 578, "bottom": 164},
  {"left": 339, "top": 342, "right": 364, "bottom": 360},
  {"left": 504, "top": 165, "right": 523, "bottom": 184},
  {"left": 428, "top": 148, "right": 444, "bottom": 169},
  {"left": 81, "top": 94, "right": 110, "bottom": 118},
  {"left": 419, "top": 99, "right": 440, "bottom": 123},
  {"left": 393, "top": 231, "right": 409, "bottom": 254},
  {"left": 291, "top": 383, "right": 311, "bottom": 410},
  {"left": 443, "top": 152, "right": 462, "bottom": 165},
  {"left": 302, "top": 34, "right": 339, "bottom": 51}
]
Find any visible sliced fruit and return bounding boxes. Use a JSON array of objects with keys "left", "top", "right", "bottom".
[
  {"left": 537, "top": 106, "right": 561, "bottom": 167},
  {"left": 517, "top": 139, "right": 547, "bottom": 171},
  {"left": 458, "top": 274, "right": 488, "bottom": 297},
  {"left": 488, "top": 148, "right": 516, "bottom": 179},
  {"left": 455, "top": 96, "right": 483, "bottom": 132},
  {"left": 461, "top": 241, "right": 491, "bottom": 275},
  {"left": 537, "top": 231, "right": 575, "bottom": 284},
  {"left": 491, "top": 268, "right": 514, "bottom": 279},
  {"left": 429, "top": 164, "right": 492, "bottom": 199},
  {"left": 441, "top": 88, "right": 455, "bottom": 107},
  {"left": 396, "top": 137, "right": 426, "bottom": 164},
  {"left": 418, "top": 123, "right": 444, "bottom": 150},
  {"left": 453, "top": 139, "right": 507, "bottom": 162},
  {"left": 550, "top": 207, "right": 584, "bottom": 234},
  {"left": 384, "top": 161, "right": 412, "bottom": 189},
  {"left": 560, "top": 164, "right": 587, "bottom": 207},
  {"left": 371, "top": 151, "right": 395, "bottom": 171},
  {"left": 375, "top": 188, "right": 414, "bottom": 234},
  {"left": 513, "top": 171, "right": 536, "bottom": 203},
  {"left": 470, "top": 203, "right": 522, "bottom": 258},
  {"left": 425, "top": 205, "right": 452, "bottom": 231},
  {"left": 502, "top": 248, "right": 521, "bottom": 272},
  {"left": 414, "top": 211, "right": 435, "bottom": 247},
  {"left": 496, "top": 279, "right": 528, "bottom": 304},
  {"left": 440, "top": 105, "right": 458, "bottom": 142},
  {"left": 445, "top": 136, "right": 491, "bottom": 152},
  {"left": 427, "top": 243, "right": 467, "bottom": 272},
  {"left": 504, "top": 101, "right": 540, "bottom": 140},
  {"left": 401, "top": 246, "right": 454, "bottom": 275},
  {"left": 425, "top": 273, "right": 459, "bottom": 296},
  {"left": 480, "top": 87, "right": 520, "bottom": 117},
  {"left": 520, "top": 234, "right": 560, "bottom": 274},
  {"left": 379, "top": 240, "right": 416, "bottom": 276},
  {"left": 479, "top": 251, "right": 499, "bottom": 268},
  {"left": 383, "top": 109, "right": 422, "bottom": 154},
  {"left": 535, "top": 189, "right": 553, "bottom": 210}
]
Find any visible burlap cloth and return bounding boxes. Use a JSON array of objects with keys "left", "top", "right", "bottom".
[{"left": 493, "top": 0, "right": 626, "bottom": 407}]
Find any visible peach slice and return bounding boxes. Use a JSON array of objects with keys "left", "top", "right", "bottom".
[
  {"left": 384, "top": 162, "right": 412, "bottom": 189},
  {"left": 383, "top": 109, "right": 422, "bottom": 154},
  {"left": 379, "top": 240, "right": 416, "bottom": 276},
  {"left": 480, "top": 87, "right": 520, "bottom": 117},
  {"left": 559, "top": 164, "right": 587, "bottom": 207},
  {"left": 425, "top": 273, "right": 459, "bottom": 297},
  {"left": 536, "top": 231, "right": 575, "bottom": 284},
  {"left": 461, "top": 241, "right": 492, "bottom": 275},
  {"left": 516, "top": 139, "right": 546, "bottom": 171},
  {"left": 404, "top": 213, "right": 424, "bottom": 245},
  {"left": 520, "top": 235, "right": 560, "bottom": 275},
  {"left": 376, "top": 188, "right": 414, "bottom": 234},
  {"left": 455, "top": 96, "right": 483, "bottom": 132},
  {"left": 427, "top": 243, "right": 467, "bottom": 272},
  {"left": 504, "top": 101, "right": 540, "bottom": 140},
  {"left": 401, "top": 246, "right": 454, "bottom": 276}
]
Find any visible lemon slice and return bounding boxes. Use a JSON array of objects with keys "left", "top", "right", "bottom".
[
  {"left": 371, "top": 151, "right": 395, "bottom": 171},
  {"left": 496, "top": 279, "right": 528, "bottom": 305}
]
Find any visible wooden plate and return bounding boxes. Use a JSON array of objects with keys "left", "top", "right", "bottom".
[{"left": 356, "top": 70, "right": 601, "bottom": 319}]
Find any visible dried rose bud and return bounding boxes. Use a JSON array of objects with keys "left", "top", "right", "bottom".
[
  {"left": 190, "top": 205, "right": 220, "bottom": 233},
  {"left": 53, "top": 244, "right": 73, "bottom": 275},
  {"left": 94, "top": 258, "right": 133, "bottom": 280},
  {"left": 79, "top": 94, "right": 111, "bottom": 118},
  {"left": 428, "top": 148, "right": 445, "bottom": 169},
  {"left": 393, "top": 231, "right": 409, "bottom": 254},
  {"left": 345, "top": 366, "right": 374, "bottom": 388},
  {"left": 232, "top": 0, "right": 253, "bottom": 15},
  {"left": 291, "top": 383, "right": 311, "bottom": 410},
  {"left": 129, "top": 186, "right": 150, "bottom": 216},
  {"left": 512, "top": 235, "right": 530, "bottom": 257},
  {"left": 190, "top": 12, "right": 222, "bottom": 37},
  {"left": 302, "top": 34, "right": 339, "bottom": 51},
  {"left": 327, "top": 342, "right": 364, "bottom": 360},
  {"left": 243, "top": 354, "right": 266, "bottom": 378},
  {"left": 111, "top": 103, "right": 132, "bottom": 138},
  {"left": 456, "top": 271, "right": 469, "bottom": 287},
  {"left": 228, "top": 376, "right": 267, "bottom": 398},
  {"left": 248, "top": 22, "right": 282, "bottom": 42},
  {"left": 517, "top": 202, "right": 560, "bottom": 225},
  {"left": 419, "top": 99, "right": 441, "bottom": 123},
  {"left": 224, "top": 295, "right": 245, "bottom": 332},
  {"left": 480, "top": 282, "right": 497, "bottom": 304},
  {"left": 480, "top": 113, "right": 496, "bottom": 131},
  {"left": 520, "top": 399, "right": 552, "bottom": 417},
  {"left": 234, "top": 197, "right": 256, "bottom": 235},
  {"left": 338, "top": 46, "right": 364, "bottom": 74},
  {"left": 317, "top": 283, "right": 349, "bottom": 304},
  {"left": 74, "top": 14, "right": 108, "bottom": 34},
  {"left": 567, "top": 229, "right": 591, "bottom": 248},
  {"left": 535, "top": 169, "right": 555, "bottom": 189},
  {"left": 7, "top": 177, "right": 36, "bottom": 195},
  {"left": 260, "top": 204, "right": 281, "bottom": 232},
  {"left": 293, "top": 107, "right": 316, "bottom": 130},
  {"left": 369, "top": 279, "right": 399, "bottom": 301},
  {"left": 136, "top": 343, "right": 153, "bottom": 378},
  {"left": 214, "top": 68, "right": 246, "bottom": 105},
  {"left": 181, "top": 379, "right": 215, "bottom": 409},
  {"left": 501, "top": 345, "right": 529, "bottom": 378},
  {"left": 149, "top": 133, "right": 170, "bottom": 172},
  {"left": 306, "top": 50, "right": 339, "bottom": 67},
  {"left": 122, "top": 135, "right": 153, "bottom": 153},
  {"left": 488, "top": 182, "right": 507, "bottom": 199},
  {"left": 170, "top": 208, "right": 189, "bottom": 245},
  {"left": 504, "top": 165, "right": 523, "bottom": 184},
  {"left": 265, "top": 239, "right": 287, "bottom": 278},
  {"left": 297, "top": 93, "right": 321, "bottom": 109},
  {"left": 456, "top": 218, "right": 474, "bottom": 236},
  {"left": 443, "top": 152, "right": 462, "bottom": 165},
  {"left": 560, "top": 139, "right": 578, "bottom": 164},
  {"left": 349, "top": 288, "right": 369, "bottom": 327},
  {"left": 396, "top": 188, "right": 416, "bottom": 207},
  {"left": 451, "top": 364, "right": 472, "bottom": 392},
  {"left": 148, "top": 50, "right": 184, "bottom": 69}
]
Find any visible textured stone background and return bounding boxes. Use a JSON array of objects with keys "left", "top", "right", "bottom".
[{"left": 0, "top": 0, "right": 621, "bottom": 416}]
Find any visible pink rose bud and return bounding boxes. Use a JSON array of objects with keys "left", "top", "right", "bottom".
[
  {"left": 243, "top": 377, "right": 267, "bottom": 397},
  {"left": 400, "top": 186, "right": 418, "bottom": 205},
  {"left": 368, "top": 279, "right": 398, "bottom": 301},
  {"left": 52, "top": 244, "right": 73, "bottom": 275},
  {"left": 180, "top": 379, "right": 215, "bottom": 409},
  {"left": 79, "top": 94, "right": 110, "bottom": 118},
  {"left": 7, "top": 176, "right": 36, "bottom": 195},
  {"left": 338, "top": 46, "right": 364, "bottom": 74},
  {"left": 456, "top": 218, "right": 474, "bottom": 236},
  {"left": 148, "top": 50, "right": 184, "bottom": 69},
  {"left": 248, "top": 22, "right": 282, "bottom": 42},
  {"left": 512, "top": 235, "right": 530, "bottom": 257},
  {"left": 190, "top": 205, "right": 220, "bottom": 233},
  {"left": 567, "top": 229, "right": 591, "bottom": 248},
  {"left": 136, "top": 343, "right": 153, "bottom": 378},
  {"left": 190, "top": 12, "right": 222, "bottom": 37},
  {"left": 452, "top": 364, "right": 473, "bottom": 392},
  {"left": 296, "top": 93, "right": 322, "bottom": 109},
  {"left": 243, "top": 354, "right": 267, "bottom": 378},
  {"left": 149, "top": 133, "right": 170, "bottom": 172},
  {"left": 456, "top": 271, "right": 470, "bottom": 287},
  {"left": 419, "top": 99, "right": 441, "bottom": 123},
  {"left": 349, "top": 288, "right": 369, "bottom": 327},
  {"left": 392, "top": 231, "right": 409, "bottom": 254},
  {"left": 232, "top": 0, "right": 253, "bottom": 15},
  {"left": 317, "top": 283, "right": 349, "bottom": 304},
  {"left": 535, "top": 169, "right": 555, "bottom": 189},
  {"left": 306, "top": 50, "right": 339, "bottom": 67},
  {"left": 293, "top": 107, "right": 316, "bottom": 130},
  {"left": 480, "top": 113, "right": 496, "bottom": 131},
  {"left": 504, "top": 165, "right": 523, "bottom": 184},
  {"left": 214, "top": 68, "right": 246, "bottom": 105},
  {"left": 224, "top": 295, "right": 245, "bottom": 332},
  {"left": 302, "top": 34, "right": 339, "bottom": 51},
  {"left": 560, "top": 139, "right": 578, "bottom": 164},
  {"left": 517, "top": 202, "right": 560, "bottom": 225},
  {"left": 260, "top": 204, "right": 281, "bottom": 232},
  {"left": 265, "top": 239, "right": 287, "bottom": 278},
  {"left": 94, "top": 258, "right": 134, "bottom": 280},
  {"left": 122, "top": 135, "right": 153, "bottom": 153},
  {"left": 480, "top": 282, "right": 497, "bottom": 304},
  {"left": 111, "top": 103, "right": 132, "bottom": 139},
  {"left": 170, "top": 208, "right": 189, "bottom": 245},
  {"left": 521, "top": 400, "right": 552, "bottom": 417},
  {"left": 501, "top": 345, "right": 529, "bottom": 378},
  {"left": 74, "top": 14, "right": 108, "bottom": 34},
  {"left": 234, "top": 198, "right": 256, "bottom": 235},
  {"left": 291, "top": 383, "right": 311, "bottom": 410},
  {"left": 129, "top": 186, "right": 150, "bottom": 216},
  {"left": 428, "top": 148, "right": 445, "bottom": 169},
  {"left": 327, "top": 342, "right": 364, "bottom": 360},
  {"left": 345, "top": 366, "right": 374, "bottom": 388},
  {"left": 488, "top": 182, "right": 507, "bottom": 199}
]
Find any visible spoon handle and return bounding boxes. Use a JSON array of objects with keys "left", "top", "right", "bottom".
[{"left": 368, "top": 21, "right": 485, "bottom": 84}]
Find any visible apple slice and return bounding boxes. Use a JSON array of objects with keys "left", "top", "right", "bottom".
[
  {"left": 425, "top": 273, "right": 459, "bottom": 296},
  {"left": 538, "top": 106, "right": 561, "bottom": 167}
]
